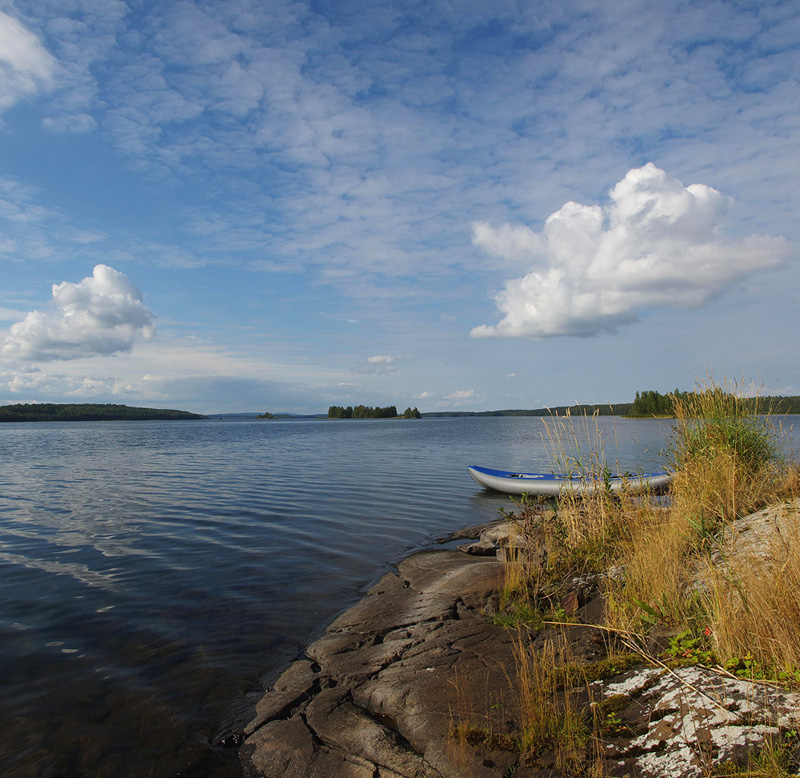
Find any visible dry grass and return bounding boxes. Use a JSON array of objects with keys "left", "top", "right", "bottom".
[
  {"left": 448, "top": 662, "right": 522, "bottom": 777},
  {"left": 607, "top": 378, "right": 796, "bottom": 646},
  {"left": 606, "top": 509, "right": 696, "bottom": 631},
  {"left": 499, "top": 378, "right": 800, "bottom": 664},
  {"left": 780, "top": 460, "right": 800, "bottom": 498},
  {"left": 511, "top": 633, "right": 587, "bottom": 760},
  {"left": 703, "top": 513, "right": 800, "bottom": 674},
  {"left": 669, "top": 380, "right": 784, "bottom": 535},
  {"left": 480, "top": 378, "right": 800, "bottom": 771}
]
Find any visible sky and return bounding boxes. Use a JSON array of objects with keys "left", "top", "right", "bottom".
[{"left": 0, "top": 0, "right": 798, "bottom": 415}]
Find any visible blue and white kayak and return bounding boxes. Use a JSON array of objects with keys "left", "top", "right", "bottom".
[{"left": 467, "top": 465, "right": 671, "bottom": 496}]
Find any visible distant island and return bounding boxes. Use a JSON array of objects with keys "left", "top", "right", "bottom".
[
  {"left": 328, "top": 405, "right": 422, "bottom": 419},
  {"left": 0, "top": 403, "right": 207, "bottom": 422}
]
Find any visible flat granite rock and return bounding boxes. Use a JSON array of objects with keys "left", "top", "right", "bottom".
[{"left": 240, "top": 549, "right": 514, "bottom": 778}]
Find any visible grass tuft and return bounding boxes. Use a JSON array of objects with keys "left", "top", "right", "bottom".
[{"left": 510, "top": 633, "right": 589, "bottom": 769}]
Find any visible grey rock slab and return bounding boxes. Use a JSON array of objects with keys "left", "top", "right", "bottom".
[
  {"left": 458, "top": 539, "right": 499, "bottom": 555},
  {"left": 243, "top": 659, "right": 318, "bottom": 737},
  {"left": 304, "top": 687, "right": 442, "bottom": 777},
  {"left": 241, "top": 717, "right": 315, "bottom": 777},
  {"left": 241, "top": 549, "right": 510, "bottom": 778}
]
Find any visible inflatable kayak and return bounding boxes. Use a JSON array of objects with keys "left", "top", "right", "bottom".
[{"left": 467, "top": 465, "right": 671, "bottom": 496}]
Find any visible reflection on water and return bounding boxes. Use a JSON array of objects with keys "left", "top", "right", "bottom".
[{"left": 0, "top": 415, "right": 738, "bottom": 776}]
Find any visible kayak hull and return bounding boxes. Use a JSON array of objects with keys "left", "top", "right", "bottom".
[{"left": 467, "top": 465, "right": 671, "bottom": 496}]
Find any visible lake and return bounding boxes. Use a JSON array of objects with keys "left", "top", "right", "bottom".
[{"left": 0, "top": 415, "right": 750, "bottom": 776}]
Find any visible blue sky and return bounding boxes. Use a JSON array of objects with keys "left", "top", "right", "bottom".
[{"left": 0, "top": 0, "right": 798, "bottom": 414}]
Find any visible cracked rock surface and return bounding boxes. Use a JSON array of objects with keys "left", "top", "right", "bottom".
[{"left": 240, "top": 549, "right": 514, "bottom": 778}]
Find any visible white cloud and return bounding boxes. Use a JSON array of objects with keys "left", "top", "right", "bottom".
[
  {"left": 1, "top": 367, "right": 117, "bottom": 398},
  {"left": 472, "top": 164, "right": 794, "bottom": 339},
  {"left": 1, "top": 265, "right": 155, "bottom": 362},
  {"left": 42, "top": 112, "right": 97, "bottom": 133},
  {"left": 0, "top": 307, "right": 26, "bottom": 323},
  {"left": 359, "top": 354, "right": 400, "bottom": 374},
  {"left": 445, "top": 389, "right": 474, "bottom": 400},
  {"left": 0, "top": 10, "right": 57, "bottom": 113}
]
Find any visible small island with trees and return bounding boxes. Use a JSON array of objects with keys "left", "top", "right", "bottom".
[
  {"left": 328, "top": 405, "right": 421, "bottom": 419},
  {"left": 0, "top": 403, "right": 207, "bottom": 422}
]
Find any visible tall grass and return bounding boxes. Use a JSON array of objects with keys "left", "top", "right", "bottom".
[
  {"left": 536, "top": 410, "right": 649, "bottom": 572},
  {"left": 669, "top": 379, "right": 784, "bottom": 536},
  {"left": 608, "top": 378, "right": 799, "bottom": 668},
  {"left": 483, "top": 379, "right": 800, "bottom": 769},
  {"left": 500, "top": 378, "right": 798, "bottom": 660},
  {"left": 511, "top": 633, "right": 588, "bottom": 770},
  {"left": 706, "top": 530, "right": 800, "bottom": 673}
]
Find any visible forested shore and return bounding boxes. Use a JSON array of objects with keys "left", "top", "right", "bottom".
[
  {"left": 0, "top": 403, "right": 207, "bottom": 422},
  {"left": 422, "top": 391, "right": 800, "bottom": 418}
]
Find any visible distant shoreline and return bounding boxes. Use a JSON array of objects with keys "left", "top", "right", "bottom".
[
  {"left": 0, "top": 403, "right": 207, "bottom": 423},
  {"left": 422, "top": 403, "right": 633, "bottom": 417}
]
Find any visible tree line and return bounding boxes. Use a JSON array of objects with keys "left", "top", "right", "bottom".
[
  {"left": 327, "top": 405, "right": 421, "bottom": 419},
  {"left": 0, "top": 403, "right": 207, "bottom": 422},
  {"left": 422, "top": 392, "right": 800, "bottom": 419},
  {"left": 627, "top": 390, "right": 800, "bottom": 417},
  {"left": 627, "top": 389, "right": 689, "bottom": 417}
]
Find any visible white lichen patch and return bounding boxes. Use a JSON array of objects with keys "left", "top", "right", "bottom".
[
  {"left": 610, "top": 666, "right": 800, "bottom": 778},
  {"left": 593, "top": 666, "right": 663, "bottom": 697}
]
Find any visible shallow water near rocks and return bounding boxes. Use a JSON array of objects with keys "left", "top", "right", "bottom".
[{"left": 0, "top": 415, "right": 788, "bottom": 777}]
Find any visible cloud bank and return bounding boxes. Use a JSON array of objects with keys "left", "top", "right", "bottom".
[
  {"left": 1, "top": 265, "right": 155, "bottom": 362},
  {"left": 471, "top": 164, "right": 792, "bottom": 339}
]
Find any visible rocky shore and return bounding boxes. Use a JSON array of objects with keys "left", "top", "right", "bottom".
[{"left": 239, "top": 512, "right": 800, "bottom": 777}]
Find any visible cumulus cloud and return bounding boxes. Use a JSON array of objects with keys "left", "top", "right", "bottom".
[
  {"left": 0, "top": 11, "right": 57, "bottom": 113},
  {"left": 471, "top": 164, "right": 793, "bottom": 339},
  {"left": 1, "top": 265, "right": 155, "bottom": 362}
]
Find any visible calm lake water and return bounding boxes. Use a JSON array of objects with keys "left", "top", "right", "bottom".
[{"left": 0, "top": 415, "right": 790, "bottom": 777}]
